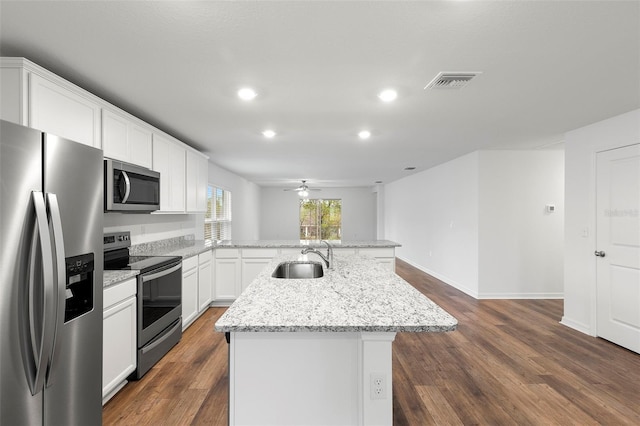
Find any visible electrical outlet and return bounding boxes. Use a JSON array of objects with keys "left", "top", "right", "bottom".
[{"left": 370, "top": 373, "right": 386, "bottom": 400}]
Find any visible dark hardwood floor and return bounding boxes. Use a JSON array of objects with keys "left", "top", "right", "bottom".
[{"left": 103, "top": 259, "right": 640, "bottom": 425}]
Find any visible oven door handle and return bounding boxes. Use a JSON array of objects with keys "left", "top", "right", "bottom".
[
  {"left": 141, "top": 320, "right": 181, "bottom": 355},
  {"left": 142, "top": 263, "right": 182, "bottom": 283}
]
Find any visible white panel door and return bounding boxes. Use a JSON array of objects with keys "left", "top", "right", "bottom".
[{"left": 596, "top": 144, "right": 640, "bottom": 353}]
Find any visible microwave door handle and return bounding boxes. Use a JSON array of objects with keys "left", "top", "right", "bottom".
[
  {"left": 27, "top": 192, "right": 57, "bottom": 395},
  {"left": 142, "top": 263, "right": 182, "bottom": 283},
  {"left": 120, "top": 171, "right": 131, "bottom": 204},
  {"left": 45, "top": 193, "right": 67, "bottom": 387}
]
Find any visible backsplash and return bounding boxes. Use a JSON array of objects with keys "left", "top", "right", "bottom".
[{"left": 104, "top": 212, "right": 204, "bottom": 245}]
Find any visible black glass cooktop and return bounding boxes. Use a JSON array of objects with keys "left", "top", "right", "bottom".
[{"left": 104, "top": 249, "right": 180, "bottom": 274}]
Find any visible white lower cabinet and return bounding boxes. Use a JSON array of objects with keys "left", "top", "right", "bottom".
[
  {"left": 103, "top": 278, "right": 137, "bottom": 405},
  {"left": 182, "top": 255, "right": 199, "bottom": 330},
  {"left": 198, "top": 251, "right": 213, "bottom": 311},
  {"left": 182, "top": 250, "right": 214, "bottom": 330},
  {"left": 359, "top": 248, "right": 396, "bottom": 271},
  {"left": 214, "top": 249, "right": 242, "bottom": 304},
  {"left": 241, "top": 249, "right": 278, "bottom": 293},
  {"left": 212, "top": 246, "right": 396, "bottom": 305}
]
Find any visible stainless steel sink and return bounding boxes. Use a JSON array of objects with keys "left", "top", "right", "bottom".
[{"left": 271, "top": 261, "right": 324, "bottom": 279}]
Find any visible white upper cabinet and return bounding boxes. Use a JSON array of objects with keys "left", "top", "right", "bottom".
[
  {"left": 29, "top": 73, "right": 101, "bottom": 148},
  {"left": 153, "top": 133, "right": 186, "bottom": 213},
  {"left": 186, "top": 150, "right": 208, "bottom": 213},
  {"left": 1, "top": 57, "right": 209, "bottom": 213},
  {"left": 102, "top": 108, "right": 153, "bottom": 168}
]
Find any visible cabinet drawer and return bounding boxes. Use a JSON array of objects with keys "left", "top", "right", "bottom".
[
  {"left": 104, "top": 278, "right": 136, "bottom": 309},
  {"left": 359, "top": 248, "right": 395, "bottom": 258},
  {"left": 198, "top": 249, "right": 213, "bottom": 264},
  {"left": 182, "top": 255, "right": 198, "bottom": 271},
  {"left": 216, "top": 248, "right": 240, "bottom": 258},
  {"left": 279, "top": 248, "right": 304, "bottom": 256},
  {"left": 242, "top": 248, "right": 278, "bottom": 258}
]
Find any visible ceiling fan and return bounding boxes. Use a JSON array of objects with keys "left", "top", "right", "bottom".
[{"left": 283, "top": 180, "right": 321, "bottom": 197}]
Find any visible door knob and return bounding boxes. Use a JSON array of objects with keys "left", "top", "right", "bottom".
[{"left": 594, "top": 250, "right": 606, "bottom": 257}]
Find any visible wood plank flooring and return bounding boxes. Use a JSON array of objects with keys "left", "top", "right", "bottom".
[{"left": 103, "top": 259, "right": 640, "bottom": 425}]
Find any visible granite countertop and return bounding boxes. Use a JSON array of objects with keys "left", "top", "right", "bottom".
[
  {"left": 214, "top": 239, "right": 401, "bottom": 249},
  {"left": 129, "top": 238, "right": 212, "bottom": 258},
  {"left": 104, "top": 270, "right": 139, "bottom": 288},
  {"left": 215, "top": 254, "right": 457, "bottom": 333}
]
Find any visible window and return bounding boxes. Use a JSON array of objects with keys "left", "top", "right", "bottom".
[
  {"left": 205, "top": 185, "right": 232, "bottom": 242},
  {"left": 299, "top": 199, "right": 341, "bottom": 241}
]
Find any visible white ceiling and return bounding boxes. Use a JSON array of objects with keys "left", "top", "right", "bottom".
[{"left": 1, "top": 1, "right": 638, "bottom": 188}]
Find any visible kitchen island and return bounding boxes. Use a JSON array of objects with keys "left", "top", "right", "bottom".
[{"left": 215, "top": 253, "right": 457, "bottom": 425}]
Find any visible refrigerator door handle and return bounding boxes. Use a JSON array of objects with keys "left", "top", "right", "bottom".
[
  {"left": 45, "top": 193, "right": 67, "bottom": 387},
  {"left": 27, "top": 191, "right": 57, "bottom": 396}
]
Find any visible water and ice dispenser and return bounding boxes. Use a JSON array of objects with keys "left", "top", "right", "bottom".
[{"left": 64, "top": 253, "right": 94, "bottom": 322}]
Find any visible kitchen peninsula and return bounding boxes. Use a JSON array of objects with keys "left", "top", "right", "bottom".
[{"left": 215, "top": 253, "right": 457, "bottom": 425}]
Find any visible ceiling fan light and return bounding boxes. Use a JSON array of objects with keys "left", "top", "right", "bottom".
[
  {"left": 299, "top": 190, "right": 309, "bottom": 197},
  {"left": 262, "top": 129, "right": 276, "bottom": 138}
]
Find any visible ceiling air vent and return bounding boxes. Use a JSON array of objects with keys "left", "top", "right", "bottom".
[{"left": 424, "top": 72, "right": 482, "bottom": 90}]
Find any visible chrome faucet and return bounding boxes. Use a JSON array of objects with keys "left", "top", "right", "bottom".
[{"left": 301, "top": 240, "right": 334, "bottom": 269}]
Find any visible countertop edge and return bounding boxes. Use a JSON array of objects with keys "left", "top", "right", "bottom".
[{"left": 214, "top": 324, "right": 458, "bottom": 333}]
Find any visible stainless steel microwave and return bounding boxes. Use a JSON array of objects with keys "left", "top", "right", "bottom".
[{"left": 104, "top": 159, "right": 160, "bottom": 212}]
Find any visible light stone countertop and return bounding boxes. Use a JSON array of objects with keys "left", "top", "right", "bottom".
[
  {"left": 105, "top": 238, "right": 400, "bottom": 288},
  {"left": 215, "top": 253, "right": 457, "bottom": 333},
  {"left": 214, "top": 239, "right": 400, "bottom": 249},
  {"left": 103, "top": 270, "right": 139, "bottom": 288},
  {"left": 129, "top": 238, "right": 212, "bottom": 259}
]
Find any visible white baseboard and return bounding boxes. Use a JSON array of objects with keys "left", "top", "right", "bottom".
[
  {"left": 560, "top": 316, "right": 593, "bottom": 336},
  {"left": 478, "top": 292, "right": 564, "bottom": 300},
  {"left": 397, "top": 257, "right": 564, "bottom": 300},
  {"left": 397, "top": 257, "right": 479, "bottom": 299}
]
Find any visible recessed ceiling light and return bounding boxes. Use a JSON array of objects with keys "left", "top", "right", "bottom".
[
  {"left": 378, "top": 89, "right": 397, "bottom": 102},
  {"left": 238, "top": 87, "right": 257, "bottom": 101},
  {"left": 262, "top": 129, "right": 276, "bottom": 138},
  {"left": 375, "top": 180, "right": 383, "bottom": 184},
  {"left": 404, "top": 166, "right": 416, "bottom": 171},
  {"left": 358, "top": 130, "right": 371, "bottom": 140}
]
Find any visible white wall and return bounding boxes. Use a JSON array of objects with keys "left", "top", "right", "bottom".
[
  {"left": 563, "top": 109, "right": 640, "bottom": 335},
  {"left": 385, "top": 152, "right": 480, "bottom": 297},
  {"left": 384, "top": 149, "right": 565, "bottom": 299},
  {"left": 104, "top": 213, "right": 199, "bottom": 245},
  {"left": 478, "top": 150, "right": 564, "bottom": 298},
  {"left": 209, "top": 161, "right": 261, "bottom": 240},
  {"left": 260, "top": 187, "right": 377, "bottom": 241}
]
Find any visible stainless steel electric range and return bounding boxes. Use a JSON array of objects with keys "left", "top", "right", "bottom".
[{"left": 104, "top": 232, "right": 182, "bottom": 379}]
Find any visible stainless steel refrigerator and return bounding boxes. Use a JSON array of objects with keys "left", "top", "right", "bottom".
[{"left": 1, "top": 119, "right": 103, "bottom": 425}]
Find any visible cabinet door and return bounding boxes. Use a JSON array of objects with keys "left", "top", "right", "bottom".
[
  {"left": 182, "top": 265, "right": 199, "bottom": 330},
  {"left": 29, "top": 74, "right": 100, "bottom": 148},
  {"left": 102, "top": 109, "right": 129, "bottom": 161},
  {"left": 153, "top": 134, "right": 186, "bottom": 213},
  {"left": 214, "top": 258, "right": 241, "bottom": 301},
  {"left": 170, "top": 144, "right": 186, "bottom": 212},
  {"left": 241, "top": 258, "right": 272, "bottom": 292},
  {"left": 197, "top": 155, "right": 208, "bottom": 212},
  {"left": 198, "top": 259, "right": 213, "bottom": 311},
  {"left": 186, "top": 151, "right": 199, "bottom": 212},
  {"left": 186, "top": 151, "right": 207, "bottom": 213},
  {"left": 103, "top": 295, "right": 136, "bottom": 403},
  {"left": 128, "top": 123, "right": 153, "bottom": 169}
]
